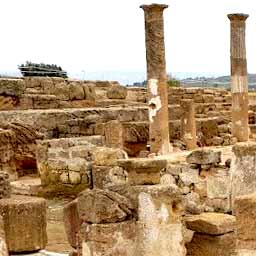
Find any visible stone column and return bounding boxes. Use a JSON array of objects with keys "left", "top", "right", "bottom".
[
  {"left": 140, "top": 4, "right": 171, "bottom": 155},
  {"left": 228, "top": 13, "right": 249, "bottom": 142},
  {"left": 180, "top": 99, "right": 197, "bottom": 150}
]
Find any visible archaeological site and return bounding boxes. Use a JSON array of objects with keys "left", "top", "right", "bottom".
[{"left": 1, "top": 3, "right": 256, "bottom": 256}]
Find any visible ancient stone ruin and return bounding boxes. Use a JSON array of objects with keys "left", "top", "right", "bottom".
[{"left": 0, "top": 4, "right": 256, "bottom": 256}]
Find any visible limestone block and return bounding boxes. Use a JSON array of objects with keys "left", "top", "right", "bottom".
[
  {"left": 179, "top": 167, "right": 200, "bottom": 186},
  {"left": 0, "top": 195, "right": 47, "bottom": 253},
  {"left": 0, "top": 78, "right": 25, "bottom": 96},
  {"left": 82, "top": 220, "right": 136, "bottom": 256},
  {"left": 186, "top": 149, "right": 221, "bottom": 165},
  {"left": 207, "top": 172, "right": 231, "bottom": 199},
  {"left": 104, "top": 120, "right": 124, "bottom": 148},
  {"left": 110, "top": 184, "right": 183, "bottom": 222},
  {"left": 136, "top": 222, "right": 186, "bottom": 256},
  {"left": 186, "top": 232, "right": 235, "bottom": 256},
  {"left": 234, "top": 193, "right": 256, "bottom": 247},
  {"left": 205, "top": 198, "right": 231, "bottom": 213},
  {"left": 82, "top": 84, "right": 96, "bottom": 101},
  {"left": 117, "top": 158, "right": 166, "bottom": 185},
  {"left": 135, "top": 192, "right": 186, "bottom": 256},
  {"left": 0, "top": 172, "right": 11, "bottom": 199},
  {"left": 69, "top": 82, "right": 85, "bottom": 100},
  {"left": 184, "top": 192, "right": 203, "bottom": 214},
  {"left": 92, "top": 147, "right": 127, "bottom": 166},
  {"left": 77, "top": 189, "right": 135, "bottom": 224},
  {"left": 184, "top": 212, "right": 235, "bottom": 235},
  {"left": 92, "top": 165, "right": 128, "bottom": 189},
  {"left": 231, "top": 143, "right": 256, "bottom": 203},
  {"left": 54, "top": 82, "right": 70, "bottom": 100},
  {"left": 63, "top": 199, "right": 82, "bottom": 248},
  {"left": 106, "top": 86, "right": 127, "bottom": 99}
]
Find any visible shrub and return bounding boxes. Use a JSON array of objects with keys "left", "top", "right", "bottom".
[
  {"left": 18, "top": 61, "right": 68, "bottom": 78},
  {"left": 167, "top": 78, "right": 181, "bottom": 87}
]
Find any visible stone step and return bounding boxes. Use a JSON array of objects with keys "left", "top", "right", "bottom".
[{"left": 11, "top": 177, "right": 42, "bottom": 196}]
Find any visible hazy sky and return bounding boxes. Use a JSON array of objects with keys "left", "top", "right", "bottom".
[{"left": 0, "top": 0, "right": 256, "bottom": 78}]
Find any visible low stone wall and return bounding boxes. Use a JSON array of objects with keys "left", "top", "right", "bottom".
[
  {"left": 0, "top": 78, "right": 124, "bottom": 110},
  {"left": 36, "top": 136, "right": 128, "bottom": 197},
  {"left": 169, "top": 87, "right": 231, "bottom": 105}
]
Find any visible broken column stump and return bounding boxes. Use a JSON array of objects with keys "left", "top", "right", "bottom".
[
  {"left": 0, "top": 195, "right": 47, "bottom": 253},
  {"left": 180, "top": 99, "right": 197, "bottom": 150}
]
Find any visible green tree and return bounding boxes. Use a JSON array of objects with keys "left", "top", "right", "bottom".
[{"left": 167, "top": 78, "right": 181, "bottom": 87}]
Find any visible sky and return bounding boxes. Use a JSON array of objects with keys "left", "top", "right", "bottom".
[{"left": 0, "top": 0, "right": 256, "bottom": 82}]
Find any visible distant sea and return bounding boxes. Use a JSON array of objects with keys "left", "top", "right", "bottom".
[{"left": 0, "top": 70, "right": 226, "bottom": 85}]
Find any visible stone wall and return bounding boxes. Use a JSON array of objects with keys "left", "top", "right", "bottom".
[
  {"left": 0, "top": 77, "right": 124, "bottom": 110},
  {"left": 36, "top": 136, "right": 128, "bottom": 197}
]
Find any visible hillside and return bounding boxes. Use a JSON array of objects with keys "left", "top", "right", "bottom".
[{"left": 182, "top": 74, "right": 256, "bottom": 89}]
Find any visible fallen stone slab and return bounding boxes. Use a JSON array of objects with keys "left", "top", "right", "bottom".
[
  {"left": 0, "top": 195, "right": 47, "bottom": 253},
  {"left": 186, "top": 149, "right": 221, "bottom": 165},
  {"left": 184, "top": 212, "right": 236, "bottom": 235}
]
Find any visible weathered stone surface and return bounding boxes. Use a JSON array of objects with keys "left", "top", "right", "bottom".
[
  {"left": 184, "top": 212, "right": 236, "bottom": 235},
  {"left": 231, "top": 143, "right": 256, "bottom": 203},
  {"left": 110, "top": 184, "right": 183, "bottom": 221},
  {"left": 117, "top": 158, "right": 166, "bottom": 185},
  {"left": 63, "top": 199, "right": 81, "bottom": 249},
  {"left": 236, "top": 249, "right": 256, "bottom": 256},
  {"left": 81, "top": 220, "right": 136, "bottom": 256},
  {"left": 106, "top": 86, "right": 127, "bottom": 99},
  {"left": 140, "top": 4, "right": 171, "bottom": 155},
  {"left": 180, "top": 99, "right": 197, "bottom": 150},
  {"left": 186, "top": 232, "right": 235, "bottom": 256},
  {"left": 0, "top": 78, "right": 25, "bottom": 97},
  {"left": 234, "top": 193, "right": 256, "bottom": 248},
  {"left": 206, "top": 168, "right": 231, "bottom": 199},
  {"left": 92, "top": 166, "right": 128, "bottom": 189},
  {"left": 92, "top": 147, "right": 127, "bottom": 166},
  {"left": 179, "top": 167, "right": 200, "bottom": 186},
  {"left": 0, "top": 172, "right": 11, "bottom": 199},
  {"left": 104, "top": 120, "right": 124, "bottom": 148},
  {"left": 77, "top": 189, "right": 135, "bottom": 224},
  {"left": 186, "top": 149, "right": 221, "bottom": 165},
  {"left": 0, "top": 216, "right": 8, "bottom": 256},
  {"left": 0, "top": 195, "right": 47, "bottom": 252},
  {"left": 228, "top": 13, "right": 249, "bottom": 142},
  {"left": 135, "top": 192, "right": 186, "bottom": 256},
  {"left": 69, "top": 82, "right": 85, "bottom": 100}
]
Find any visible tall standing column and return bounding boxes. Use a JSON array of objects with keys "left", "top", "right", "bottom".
[
  {"left": 228, "top": 13, "right": 249, "bottom": 142},
  {"left": 140, "top": 4, "right": 171, "bottom": 155}
]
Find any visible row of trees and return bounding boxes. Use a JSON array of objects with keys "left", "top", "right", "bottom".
[{"left": 18, "top": 61, "right": 68, "bottom": 78}]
